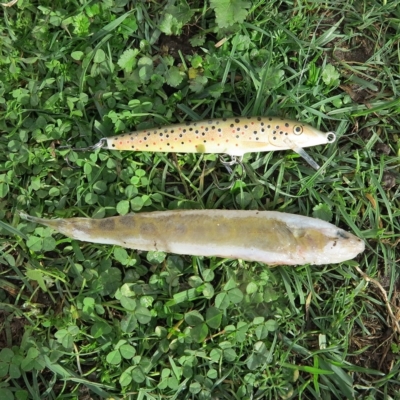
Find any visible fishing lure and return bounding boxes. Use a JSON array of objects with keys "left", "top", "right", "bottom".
[
  {"left": 21, "top": 210, "right": 364, "bottom": 265},
  {"left": 72, "top": 117, "right": 336, "bottom": 170}
]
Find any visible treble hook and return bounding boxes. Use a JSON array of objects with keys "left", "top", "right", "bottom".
[
  {"left": 58, "top": 138, "right": 107, "bottom": 152},
  {"left": 211, "top": 155, "right": 246, "bottom": 190},
  {"left": 58, "top": 138, "right": 107, "bottom": 168}
]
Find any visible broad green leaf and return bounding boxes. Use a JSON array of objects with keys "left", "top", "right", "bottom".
[
  {"left": 71, "top": 51, "right": 84, "bottom": 60},
  {"left": 93, "top": 180, "right": 107, "bottom": 194},
  {"left": 247, "top": 341, "right": 269, "bottom": 370},
  {"left": 312, "top": 203, "right": 333, "bottom": 222},
  {"left": 84, "top": 193, "right": 98, "bottom": 205},
  {"left": 26, "top": 270, "right": 48, "bottom": 292},
  {"left": 207, "top": 369, "right": 218, "bottom": 379},
  {"left": 26, "top": 236, "right": 45, "bottom": 252},
  {"left": 120, "top": 296, "right": 136, "bottom": 311},
  {"left": 130, "top": 196, "right": 144, "bottom": 211},
  {"left": 228, "top": 288, "right": 243, "bottom": 304},
  {"left": 223, "top": 278, "right": 237, "bottom": 291},
  {"left": 116, "top": 200, "right": 130, "bottom": 215},
  {"left": 202, "top": 269, "right": 214, "bottom": 282},
  {"left": 189, "top": 381, "right": 201, "bottom": 394},
  {"left": 202, "top": 283, "right": 214, "bottom": 299},
  {"left": 265, "top": 319, "right": 278, "bottom": 332},
  {"left": 159, "top": 3, "right": 194, "bottom": 35},
  {"left": 121, "top": 314, "right": 137, "bottom": 333},
  {"left": 190, "top": 323, "right": 208, "bottom": 343},
  {"left": 9, "top": 363, "right": 21, "bottom": 379},
  {"left": 209, "top": 348, "right": 222, "bottom": 362},
  {"left": 98, "top": 267, "right": 122, "bottom": 296},
  {"left": 0, "top": 389, "right": 13, "bottom": 399},
  {"left": 114, "top": 247, "right": 129, "bottom": 265},
  {"left": 246, "top": 282, "right": 258, "bottom": 294},
  {"left": 42, "top": 236, "right": 56, "bottom": 251},
  {"left": 120, "top": 344, "right": 136, "bottom": 359},
  {"left": 255, "top": 324, "right": 269, "bottom": 340},
  {"left": 120, "top": 368, "right": 133, "bottom": 387},
  {"left": 94, "top": 49, "right": 106, "bottom": 63},
  {"left": 146, "top": 251, "right": 166, "bottom": 264},
  {"left": 185, "top": 310, "right": 204, "bottom": 326},
  {"left": 206, "top": 307, "right": 222, "bottom": 329},
  {"left": 223, "top": 348, "right": 237, "bottom": 362},
  {"left": 166, "top": 66, "right": 183, "bottom": 87},
  {"left": 188, "top": 275, "right": 203, "bottom": 288},
  {"left": 215, "top": 292, "right": 230, "bottom": 309},
  {"left": 0, "top": 348, "right": 14, "bottom": 362},
  {"left": 236, "top": 322, "right": 249, "bottom": 342},
  {"left": 106, "top": 349, "right": 121, "bottom": 365},
  {"left": 15, "top": 389, "right": 27, "bottom": 400},
  {"left": 167, "top": 376, "right": 179, "bottom": 389},
  {"left": 118, "top": 48, "right": 139, "bottom": 73},
  {"left": 322, "top": 64, "right": 340, "bottom": 86},
  {"left": 135, "top": 306, "right": 152, "bottom": 324},
  {"left": 91, "top": 321, "right": 112, "bottom": 338},
  {"left": 210, "top": 0, "right": 251, "bottom": 28},
  {"left": 132, "top": 366, "right": 146, "bottom": 383},
  {"left": 235, "top": 191, "right": 253, "bottom": 208},
  {"left": 189, "top": 34, "right": 206, "bottom": 47},
  {"left": 0, "top": 362, "right": 8, "bottom": 377},
  {"left": 0, "top": 182, "right": 9, "bottom": 198}
]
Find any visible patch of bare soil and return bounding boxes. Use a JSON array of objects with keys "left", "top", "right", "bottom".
[
  {"left": 328, "top": 35, "right": 375, "bottom": 103},
  {"left": 159, "top": 32, "right": 196, "bottom": 60},
  {"left": 313, "top": 11, "right": 380, "bottom": 104},
  {"left": 0, "top": 310, "right": 27, "bottom": 349},
  {"left": 350, "top": 317, "right": 395, "bottom": 373},
  {"left": 349, "top": 282, "right": 400, "bottom": 383}
]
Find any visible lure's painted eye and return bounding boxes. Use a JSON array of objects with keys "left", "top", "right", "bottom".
[{"left": 293, "top": 125, "right": 303, "bottom": 135}]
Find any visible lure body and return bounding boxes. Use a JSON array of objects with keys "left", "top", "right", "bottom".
[
  {"left": 21, "top": 210, "right": 364, "bottom": 265},
  {"left": 105, "top": 117, "right": 335, "bottom": 156}
]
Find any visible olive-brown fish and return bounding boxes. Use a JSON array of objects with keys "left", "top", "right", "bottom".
[{"left": 21, "top": 210, "right": 364, "bottom": 265}]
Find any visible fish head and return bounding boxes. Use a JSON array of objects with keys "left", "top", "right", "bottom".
[
  {"left": 297, "top": 226, "right": 365, "bottom": 265},
  {"left": 268, "top": 121, "right": 336, "bottom": 149}
]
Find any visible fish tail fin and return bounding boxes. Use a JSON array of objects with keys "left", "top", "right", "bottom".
[{"left": 19, "top": 212, "right": 61, "bottom": 230}]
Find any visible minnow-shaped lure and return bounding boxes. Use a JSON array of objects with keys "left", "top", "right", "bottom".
[
  {"left": 21, "top": 210, "right": 364, "bottom": 265},
  {"left": 76, "top": 117, "right": 336, "bottom": 170}
]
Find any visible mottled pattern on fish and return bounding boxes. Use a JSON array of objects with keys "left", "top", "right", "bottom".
[
  {"left": 21, "top": 210, "right": 364, "bottom": 266},
  {"left": 105, "top": 117, "right": 335, "bottom": 156}
]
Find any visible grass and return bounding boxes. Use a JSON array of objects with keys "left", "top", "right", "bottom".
[{"left": 1, "top": 0, "right": 400, "bottom": 398}]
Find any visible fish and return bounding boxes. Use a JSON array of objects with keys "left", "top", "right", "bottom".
[
  {"left": 78, "top": 117, "right": 336, "bottom": 170},
  {"left": 20, "top": 210, "right": 364, "bottom": 265}
]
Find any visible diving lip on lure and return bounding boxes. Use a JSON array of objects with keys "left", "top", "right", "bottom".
[
  {"left": 20, "top": 210, "right": 364, "bottom": 266},
  {"left": 69, "top": 117, "right": 336, "bottom": 170}
]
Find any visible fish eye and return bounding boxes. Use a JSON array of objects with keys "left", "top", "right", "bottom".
[{"left": 293, "top": 125, "right": 303, "bottom": 135}]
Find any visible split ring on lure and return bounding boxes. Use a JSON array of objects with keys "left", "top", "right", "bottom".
[
  {"left": 65, "top": 117, "right": 336, "bottom": 170},
  {"left": 20, "top": 210, "right": 364, "bottom": 266}
]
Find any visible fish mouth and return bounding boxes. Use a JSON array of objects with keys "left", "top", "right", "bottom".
[
  {"left": 309, "top": 127, "right": 336, "bottom": 146},
  {"left": 328, "top": 233, "right": 365, "bottom": 263},
  {"left": 326, "top": 131, "right": 336, "bottom": 143}
]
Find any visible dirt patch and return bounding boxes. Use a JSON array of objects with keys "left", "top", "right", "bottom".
[
  {"left": 349, "top": 282, "right": 400, "bottom": 378},
  {"left": 332, "top": 38, "right": 374, "bottom": 65},
  {"left": 159, "top": 32, "right": 195, "bottom": 60},
  {"left": 0, "top": 310, "right": 28, "bottom": 349},
  {"left": 329, "top": 37, "right": 376, "bottom": 103},
  {"left": 349, "top": 319, "right": 395, "bottom": 373},
  {"left": 315, "top": 14, "right": 378, "bottom": 103}
]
